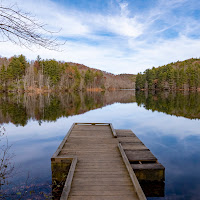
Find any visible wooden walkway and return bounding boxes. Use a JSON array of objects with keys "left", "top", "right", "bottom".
[{"left": 52, "top": 123, "right": 146, "bottom": 200}]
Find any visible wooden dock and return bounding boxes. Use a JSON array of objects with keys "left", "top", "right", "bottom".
[
  {"left": 51, "top": 123, "right": 146, "bottom": 200},
  {"left": 115, "top": 129, "right": 165, "bottom": 183}
]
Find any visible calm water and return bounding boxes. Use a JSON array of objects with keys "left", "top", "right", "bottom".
[{"left": 0, "top": 91, "right": 200, "bottom": 200}]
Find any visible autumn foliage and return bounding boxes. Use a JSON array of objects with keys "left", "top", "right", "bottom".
[{"left": 0, "top": 55, "right": 135, "bottom": 93}]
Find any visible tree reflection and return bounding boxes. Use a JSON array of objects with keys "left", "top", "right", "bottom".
[
  {"left": 136, "top": 91, "right": 200, "bottom": 119},
  {"left": 0, "top": 91, "right": 136, "bottom": 126}
]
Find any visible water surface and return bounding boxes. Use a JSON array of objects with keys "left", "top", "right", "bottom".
[{"left": 0, "top": 91, "right": 200, "bottom": 199}]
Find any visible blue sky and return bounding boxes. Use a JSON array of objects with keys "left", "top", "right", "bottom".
[{"left": 1, "top": 0, "right": 200, "bottom": 74}]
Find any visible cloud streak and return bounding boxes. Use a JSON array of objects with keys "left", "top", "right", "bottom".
[{"left": 1, "top": 0, "right": 200, "bottom": 74}]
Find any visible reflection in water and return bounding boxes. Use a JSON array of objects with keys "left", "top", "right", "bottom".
[
  {"left": 1, "top": 90, "right": 200, "bottom": 199},
  {"left": 136, "top": 91, "right": 200, "bottom": 119},
  {"left": 51, "top": 159, "right": 71, "bottom": 200},
  {"left": 0, "top": 132, "right": 52, "bottom": 199},
  {"left": 0, "top": 90, "right": 136, "bottom": 199},
  {"left": 0, "top": 129, "right": 15, "bottom": 199},
  {"left": 134, "top": 163, "right": 165, "bottom": 197},
  {"left": 0, "top": 91, "right": 136, "bottom": 126},
  {"left": 140, "top": 181, "right": 165, "bottom": 197}
]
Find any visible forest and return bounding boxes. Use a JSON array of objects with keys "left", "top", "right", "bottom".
[
  {"left": 0, "top": 55, "right": 135, "bottom": 93},
  {"left": 136, "top": 58, "right": 200, "bottom": 91}
]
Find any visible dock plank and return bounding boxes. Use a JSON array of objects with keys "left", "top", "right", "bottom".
[
  {"left": 52, "top": 123, "right": 146, "bottom": 200},
  {"left": 122, "top": 143, "right": 149, "bottom": 150},
  {"left": 116, "top": 129, "right": 165, "bottom": 183},
  {"left": 118, "top": 137, "right": 142, "bottom": 143},
  {"left": 125, "top": 150, "right": 157, "bottom": 161},
  {"left": 68, "top": 195, "right": 138, "bottom": 200}
]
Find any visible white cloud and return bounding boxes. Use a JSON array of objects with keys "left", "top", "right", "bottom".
[
  {"left": 106, "top": 16, "right": 143, "bottom": 37},
  {"left": 1, "top": 0, "right": 200, "bottom": 74},
  {"left": 119, "top": 1, "right": 129, "bottom": 16}
]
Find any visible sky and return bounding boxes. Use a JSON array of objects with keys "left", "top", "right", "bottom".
[{"left": 1, "top": 0, "right": 200, "bottom": 74}]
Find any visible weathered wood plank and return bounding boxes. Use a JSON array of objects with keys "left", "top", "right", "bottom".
[
  {"left": 52, "top": 123, "right": 75, "bottom": 158},
  {"left": 59, "top": 154, "right": 122, "bottom": 159},
  {"left": 125, "top": 150, "right": 157, "bottom": 161},
  {"left": 118, "top": 137, "right": 142, "bottom": 143},
  {"left": 68, "top": 195, "right": 138, "bottom": 200},
  {"left": 73, "top": 177, "right": 132, "bottom": 182},
  {"left": 63, "top": 145, "right": 119, "bottom": 149},
  {"left": 131, "top": 163, "right": 165, "bottom": 181},
  {"left": 71, "top": 185, "right": 134, "bottom": 191},
  {"left": 66, "top": 138, "right": 119, "bottom": 143},
  {"left": 52, "top": 123, "right": 146, "bottom": 200},
  {"left": 71, "top": 180, "right": 133, "bottom": 186},
  {"left": 74, "top": 165, "right": 126, "bottom": 170},
  {"left": 69, "top": 190, "right": 137, "bottom": 196},
  {"left": 116, "top": 129, "right": 135, "bottom": 133},
  {"left": 69, "top": 135, "right": 112, "bottom": 137},
  {"left": 131, "top": 163, "right": 165, "bottom": 170},
  {"left": 76, "top": 162, "right": 126, "bottom": 167},
  {"left": 115, "top": 129, "right": 135, "bottom": 137},
  {"left": 75, "top": 158, "right": 123, "bottom": 162},
  {"left": 74, "top": 171, "right": 129, "bottom": 175},
  {"left": 74, "top": 168, "right": 128, "bottom": 172},
  {"left": 110, "top": 123, "right": 117, "bottom": 137},
  {"left": 60, "top": 157, "right": 77, "bottom": 200},
  {"left": 118, "top": 143, "right": 147, "bottom": 200},
  {"left": 60, "top": 151, "right": 119, "bottom": 155},
  {"left": 116, "top": 129, "right": 165, "bottom": 183},
  {"left": 73, "top": 125, "right": 111, "bottom": 131},
  {"left": 71, "top": 130, "right": 112, "bottom": 133},
  {"left": 122, "top": 143, "right": 149, "bottom": 150},
  {"left": 72, "top": 174, "right": 130, "bottom": 178}
]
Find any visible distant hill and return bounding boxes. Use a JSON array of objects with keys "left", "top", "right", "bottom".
[
  {"left": 136, "top": 58, "right": 200, "bottom": 91},
  {"left": 0, "top": 55, "right": 136, "bottom": 93}
]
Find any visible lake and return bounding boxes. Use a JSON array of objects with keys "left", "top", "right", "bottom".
[{"left": 0, "top": 90, "right": 200, "bottom": 200}]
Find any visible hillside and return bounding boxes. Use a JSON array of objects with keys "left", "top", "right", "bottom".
[
  {"left": 136, "top": 58, "right": 200, "bottom": 91},
  {"left": 0, "top": 55, "right": 136, "bottom": 93}
]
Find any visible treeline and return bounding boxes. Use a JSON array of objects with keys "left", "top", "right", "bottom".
[
  {"left": 0, "top": 91, "right": 136, "bottom": 126},
  {"left": 136, "top": 58, "right": 200, "bottom": 91},
  {"left": 136, "top": 91, "right": 200, "bottom": 119},
  {"left": 0, "top": 55, "right": 135, "bottom": 92}
]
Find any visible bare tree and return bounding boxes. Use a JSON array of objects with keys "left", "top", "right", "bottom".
[
  {"left": 0, "top": 126, "right": 14, "bottom": 195},
  {"left": 0, "top": 125, "right": 5, "bottom": 139},
  {"left": 0, "top": 3, "right": 63, "bottom": 50}
]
